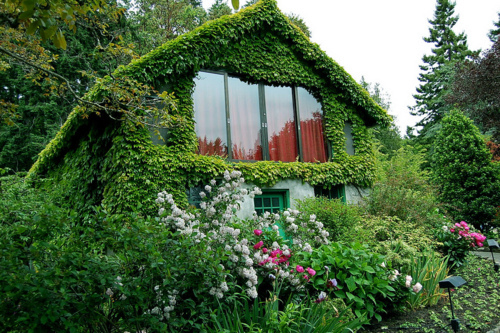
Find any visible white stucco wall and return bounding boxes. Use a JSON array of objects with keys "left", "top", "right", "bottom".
[{"left": 344, "top": 184, "right": 370, "bottom": 205}]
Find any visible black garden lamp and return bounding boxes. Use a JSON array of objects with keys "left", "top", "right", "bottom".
[
  {"left": 487, "top": 239, "right": 500, "bottom": 272},
  {"left": 439, "top": 276, "right": 467, "bottom": 332}
]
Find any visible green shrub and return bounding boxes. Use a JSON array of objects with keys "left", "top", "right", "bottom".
[
  {"left": 431, "top": 109, "right": 500, "bottom": 230},
  {"left": 294, "top": 242, "right": 396, "bottom": 321},
  {"left": 295, "top": 196, "right": 362, "bottom": 242},
  {"left": 364, "top": 146, "right": 441, "bottom": 228},
  {"left": 339, "top": 215, "right": 435, "bottom": 271}
]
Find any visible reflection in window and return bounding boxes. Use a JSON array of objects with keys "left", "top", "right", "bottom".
[
  {"left": 228, "top": 77, "right": 263, "bottom": 160},
  {"left": 193, "top": 72, "right": 228, "bottom": 156},
  {"left": 191, "top": 71, "right": 332, "bottom": 162},
  {"left": 265, "top": 86, "right": 298, "bottom": 162},
  {"left": 297, "top": 88, "right": 327, "bottom": 162},
  {"left": 344, "top": 122, "right": 355, "bottom": 155}
]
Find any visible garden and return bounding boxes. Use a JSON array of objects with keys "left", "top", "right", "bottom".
[{"left": 2, "top": 110, "right": 500, "bottom": 333}]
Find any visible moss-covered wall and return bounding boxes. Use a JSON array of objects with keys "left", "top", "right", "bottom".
[{"left": 28, "top": 0, "right": 391, "bottom": 216}]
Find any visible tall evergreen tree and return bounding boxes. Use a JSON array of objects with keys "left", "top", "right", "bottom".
[
  {"left": 431, "top": 110, "right": 500, "bottom": 230},
  {"left": 489, "top": 12, "right": 500, "bottom": 43},
  {"left": 411, "top": 0, "right": 474, "bottom": 135}
]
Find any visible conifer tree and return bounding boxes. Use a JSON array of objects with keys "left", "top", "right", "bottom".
[
  {"left": 489, "top": 12, "right": 500, "bottom": 43},
  {"left": 431, "top": 110, "right": 500, "bottom": 230},
  {"left": 411, "top": 0, "right": 474, "bottom": 135}
]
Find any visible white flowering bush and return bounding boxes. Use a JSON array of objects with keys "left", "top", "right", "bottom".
[{"left": 153, "top": 170, "right": 328, "bottom": 317}]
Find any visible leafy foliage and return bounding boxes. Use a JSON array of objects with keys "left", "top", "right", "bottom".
[
  {"left": 295, "top": 242, "right": 396, "bottom": 322},
  {"left": 339, "top": 215, "right": 435, "bottom": 272},
  {"left": 28, "top": 0, "right": 390, "bottom": 216},
  {"left": 431, "top": 110, "right": 500, "bottom": 230},
  {"left": 447, "top": 40, "right": 500, "bottom": 142},
  {"left": 363, "top": 146, "right": 441, "bottom": 227},
  {"left": 207, "top": 291, "right": 366, "bottom": 333},
  {"left": 295, "top": 196, "right": 362, "bottom": 242}
]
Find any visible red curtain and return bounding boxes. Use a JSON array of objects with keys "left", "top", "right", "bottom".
[
  {"left": 298, "top": 88, "right": 327, "bottom": 163},
  {"left": 266, "top": 86, "right": 298, "bottom": 162}
]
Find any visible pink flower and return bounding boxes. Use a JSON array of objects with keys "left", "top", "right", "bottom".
[
  {"left": 296, "top": 265, "right": 305, "bottom": 273},
  {"left": 303, "top": 275, "right": 310, "bottom": 281},
  {"left": 413, "top": 282, "right": 423, "bottom": 293},
  {"left": 306, "top": 267, "right": 316, "bottom": 276},
  {"left": 253, "top": 241, "right": 264, "bottom": 250},
  {"left": 477, "top": 242, "right": 484, "bottom": 247},
  {"left": 450, "top": 228, "right": 455, "bottom": 233},
  {"left": 254, "top": 229, "right": 263, "bottom": 236},
  {"left": 262, "top": 248, "right": 268, "bottom": 253}
]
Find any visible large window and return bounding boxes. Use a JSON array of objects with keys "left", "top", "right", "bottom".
[{"left": 193, "top": 71, "right": 329, "bottom": 162}]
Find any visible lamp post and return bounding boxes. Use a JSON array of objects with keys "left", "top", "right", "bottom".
[
  {"left": 487, "top": 239, "right": 500, "bottom": 272},
  {"left": 439, "top": 276, "right": 467, "bottom": 332}
]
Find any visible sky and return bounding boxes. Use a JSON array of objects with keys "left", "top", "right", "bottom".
[{"left": 202, "top": 0, "right": 500, "bottom": 134}]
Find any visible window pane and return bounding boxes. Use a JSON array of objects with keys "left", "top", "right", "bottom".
[
  {"left": 263, "top": 197, "right": 271, "bottom": 207},
  {"left": 255, "top": 198, "right": 262, "bottom": 208},
  {"left": 228, "top": 77, "right": 263, "bottom": 160},
  {"left": 193, "top": 72, "right": 228, "bottom": 156},
  {"left": 344, "top": 122, "right": 355, "bottom": 155},
  {"left": 297, "top": 88, "right": 327, "bottom": 163},
  {"left": 265, "top": 86, "right": 298, "bottom": 162}
]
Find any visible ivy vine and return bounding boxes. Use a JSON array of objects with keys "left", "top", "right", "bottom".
[{"left": 28, "top": 0, "right": 391, "bottom": 216}]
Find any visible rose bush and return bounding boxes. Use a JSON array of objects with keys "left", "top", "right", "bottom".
[{"left": 435, "top": 220, "right": 487, "bottom": 267}]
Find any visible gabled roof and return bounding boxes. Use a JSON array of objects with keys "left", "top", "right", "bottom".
[
  {"left": 29, "top": 0, "right": 390, "bottom": 177},
  {"left": 116, "top": 0, "right": 389, "bottom": 124}
]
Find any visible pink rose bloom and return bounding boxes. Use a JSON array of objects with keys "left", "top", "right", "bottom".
[
  {"left": 296, "top": 265, "right": 305, "bottom": 273},
  {"left": 262, "top": 248, "right": 268, "bottom": 253},
  {"left": 254, "top": 241, "right": 264, "bottom": 250},
  {"left": 477, "top": 242, "right": 484, "bottom": 247},
  {"left": 254, "top": 229, "right": 263, "bottom": 236},
  {"left": 303, "top": 275, "right": 310, "bottom": 281},
  {"left": 450, "top": 228, "right": 455, "bottom": 233},
  {"left": 306, "top": 267, "right": 316, "bottom": 276},
  {"left": 270, "top": 249, "right": 282, "bottom": 258},
  {"left": 460, "top": 221, "right": 468, "bottom": 227},
  {"left": 413, "top": 282, "right": 423, "bottom": 293}
]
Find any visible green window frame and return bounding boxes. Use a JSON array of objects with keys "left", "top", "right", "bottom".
[
  {"left": 254, "top": 190, "right": 291, "bottom": 241},
  {"left": 314, "top": 185, "right": 346, "bottom": 203},
  {"left": 254, "top": 191, "right": 289, "bottom": 215}
]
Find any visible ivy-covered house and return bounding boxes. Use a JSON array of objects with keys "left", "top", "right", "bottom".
[{"left": 28, "top": 0, "right": 391, "bottom": 217}]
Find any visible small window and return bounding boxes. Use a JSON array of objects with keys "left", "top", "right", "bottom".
[
  {"left": 186, "top": 185, "right": 203, "bottom": 208},
  {"left": 344, "top": 123, "right": 355, "bottom": 155},
  {"left": 254, "top": 191, "right": 288, "bottom": 215},
  {"left": 314, "top": 185, "right": 345, "bottom": 203}
]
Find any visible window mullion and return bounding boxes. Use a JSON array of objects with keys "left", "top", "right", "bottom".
[
  {"left": 259, "top": 84, "right": 270, "bottom": 161},
  {"left": 224, "top": 73, "right": 232, "bottom": 160},
  {"left": 292, "top": 86, "right": 303, "bottom": 162}
]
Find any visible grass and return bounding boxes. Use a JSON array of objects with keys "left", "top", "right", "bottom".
[{"left": 362, "top": 254, "right": 500, "bottom": 333}]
